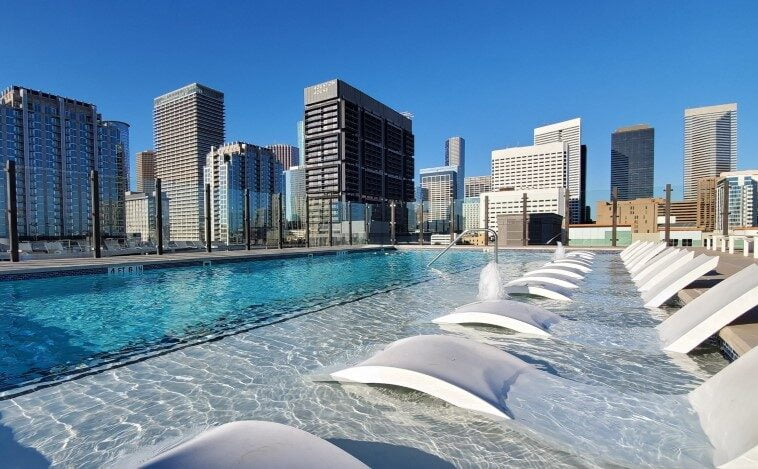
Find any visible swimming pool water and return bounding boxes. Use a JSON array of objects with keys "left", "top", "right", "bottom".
[{"left": 0, "top": 249, "right": 728, "bottom": 467}]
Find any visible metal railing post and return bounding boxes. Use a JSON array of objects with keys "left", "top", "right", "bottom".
[
  {"left": 5, "top": 160, "right": 19, "bottom": 262},
  {"left": 244, "top": 188, "right": 251, "bottom": 250},
  {"left": 664, "top": 183, "right": 671, "bottom": 245},
  {"left": 417, "top": 202, "right": 423, "bottom": 246},
  {"left": 328, "top": 200, "right": 334, "bottom": 247},
  {"left": 611, "top": 186, "right": 618, "bottom": 247},
  {"left": 90, "top": 170, "right": 101, "bottom": 258},
  {"left": 483, "top": 194, "right": 489, "bottom": 247},
  {"left": 347, "top": 201, "right": 353, "bottom": 245},
  {"left": 305, "top": 195, "right": 310, "bottom": 248},
  {"left": 522, "top": 192, "right": 528, "bottom": 246},
  {"left": 722, "top": 181, "right": 730, "bottom": 236},
  {"left": 278, "top": 194, "right": 283, "bottom": 249},
  {"left": 205, "top": 183, "right": 212, "bottom": 253},
  {"left": 390, "top": 200, "right": 396, "bottom": 245},
  {"left": 155, "top": 178, "right": 164, "bottom": 255}
]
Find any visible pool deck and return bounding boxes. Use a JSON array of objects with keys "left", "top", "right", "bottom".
[
  {"left": 0, "top": 245, "right": 389, "bottom": 279},
  {"left": 678, "top": 247, "right": 758, "bottom": 358}
]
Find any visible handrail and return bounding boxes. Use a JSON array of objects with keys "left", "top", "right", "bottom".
[{"left": 427, "top": 228, "right": 498, "bottom": 268}]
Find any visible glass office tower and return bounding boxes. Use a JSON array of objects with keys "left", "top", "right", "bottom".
[{"left": 610, "top": 124, "right": 654, "bottom": 200}]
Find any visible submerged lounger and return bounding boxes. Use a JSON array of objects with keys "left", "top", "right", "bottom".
[
  {"left": 627, "top": 243, "right": 667, "bottom": 274},
  {"left": 620, "top": 240, "right": 644, "bottom": 260},
  {"left": 524, "top": 268, "right": 584, "bottom": 280},
  {"left": 506, "top": 275, "right": 579, "bottom": 290},
  {"left": 641, "top": 254, "right": 719, "bottom": 308},
  {"left": 632, "top": 248, "right": 683, "bottom": 284},
  {"left": 332, "top": 335, "right": 538, "bottom": 419},
  {"left": 547, "top": 261, "right": 592, "bottom": 273},
  {"left": 433, "top": 299, "right": 561, "bottom": 336},
  {"left": 624, "top": 243, "right": 660, "bottom": 268},
  {"left": 658, "top": 264, "right": 758, "bottom": 353},
  {"left": 637, "top": 250, "right": 695, "bottom": 292},
  {"left": 141, "top": 421, "right": 368, "bottom": 469},
  {"left": 690, "top": 345, "right": 758, "bottom": 467},
  {"left": 504, "top": 283, "right": 573, "bottom": 301},
  {"left": 621, "top": 241, "right": 649, "bottom": 261}
]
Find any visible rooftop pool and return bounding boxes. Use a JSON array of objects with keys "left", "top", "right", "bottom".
[{"left": 0, "top": 249, "right": 728, "bottom": 467}]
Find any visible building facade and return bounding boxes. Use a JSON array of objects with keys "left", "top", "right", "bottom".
[
  {"left": 297, "top": 120, "right": 305, "bottom": 167},
  {"left": 125, "top": 190, "right": 169, "bottom": 243},
  {"left": 203, "top": 142, "right": 282, "bottom": 244},
  {"left": 610, "top": 124, "right": 654, "bottom": 200},
  {"left": 284, "top": 165, "right": 306, "bottom": 223},
  {"left": 716, "top": 170, "right": 758, "bottom": 231},
  {"left": 696, "top": 176, "right": 717, "bottom": 231},
  {"left": 135, "top": 150, "right": 156, "bottom": 194},
  {"left": 683, "top": 103, "right": 737, "bottom": 200},
  {"left": 303, "top": 79, "right": 414, "bottom": 231},
  {"left": 154, "top": 83, "right": 225, "bottom": 241},
  {"left": 445, "top": 136, "right": 465, "bottom": 199},
  {"left": 491, "top": 142, "right": 567, "bottom": 192},
  {"left": 461, "top": 196, "right": 480, "bottom": 230},
  {"left": 420, "top": 165, "right": 458, "bottom": 227},
  {"left": 479, "top": 188, "right": 565, "bottom": 233},
  {"left": 464, "top": 175, "right": 491, "bottom": 198},
  {"left": 267, "top": 144, "right": 299, "bottom": 170},
  {"left": 0, "top": 86, "right": 129, "bottom": 240},
  {"left": 534, "top": 118, "right": 585, "bottom": 223},
  {"left": 596, "top": 198, "right": 662, "bottom": 233}
]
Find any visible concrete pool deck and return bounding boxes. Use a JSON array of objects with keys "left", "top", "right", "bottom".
[{"left": 678, "top": 247, "right": 758, "bottom": 358}]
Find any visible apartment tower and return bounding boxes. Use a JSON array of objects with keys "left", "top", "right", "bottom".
[
  {"left": 154, "top": 83, "right": 225, "bottom": 241},
  {"left": 683, "top": 103, "right": 737, "bottom": 200},
  {"left": 267, "top": 144, "right": 299, "bottom": 170},
  {"left": 445, "top": 136, "right": 465, "bottom": 198},
  {"left": 464, "top": 175, "right": 492, "bottom": 198},
  {"left": 610, "top": 124, "right": 654, "bottom": 200},
  {"left": 135, "top": 150, "right": 156, "bottom": 193}
]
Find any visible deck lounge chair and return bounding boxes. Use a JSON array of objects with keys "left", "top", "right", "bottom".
[
  {"left": 503, "top": 283, "right": 573, "bottom": 301},
  {"left": 506, "top": 275, "right": 579, "bottom": 290},
  {"left": 142, "top": 421, "right": 367, "bottom": 469},
  {"left": 657, "top": 264, "right": 758, "bottom": 353},
  {"left": 433, "top": 299, "right": 560, "bottom": 336},
  {"left": 641, "top": 254, "right": 718, "bottom": 308},
  {"left": 636, "top": 250, "right": 695, "bottom": 291}
]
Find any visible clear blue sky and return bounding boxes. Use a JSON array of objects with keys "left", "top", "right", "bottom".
[{"left": 2, "top": 1, "right": 757, "bottom": 209}]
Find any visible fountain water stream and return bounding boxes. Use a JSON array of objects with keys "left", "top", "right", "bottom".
[{"left": 478, "top": 261, "right": 502, "bottom": 301}]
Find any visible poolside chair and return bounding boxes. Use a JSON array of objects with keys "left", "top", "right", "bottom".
[
  {"left": 142, "top": 421, "right": 367, "bottom": 469},
  {"left": 657, "top": 264, "right": 758, "bottom": 354},
  {"left": 44, "top": 241, "right": 64, "bottom": 254},
  {"left": 18, "top": 242, "right": 33, "bottom": 254},
  {"left": 636, "top": 250, "right": 695, "bottom": 291},
  {"left": 626, "top": 243, "right": 667, "bottom": 273},
  {"left": 620, "top": 240, "right": 642, "bottom": 258},
  {"left": 506, "top": 275, "right": 579, "bottom": 290},
  {"left": 433, "top": 299, "right": 560, "bottom": 336},
  {"left": 332, "top": 335, "right": 537, "bottom": 419},
  {"left": 524, "top": 267, "right": 584, "bottom": 280},
  {"left": 640, "top": 254, "right": 719, "bottom": 308},
  {"left": 624, "top": 242, "right": 661, "bottom": 269},
  {"left": 503, "top": 283, "right": 573, "bottom": 301},
  {"left": 631, "top": 248, "right": 681, "bottom": 283},
  {"left": 689, "top": 345, "right": 758, "bottom": 467},
  {"left": 545, "top": 261, "right": 592, "bottom": 273}
]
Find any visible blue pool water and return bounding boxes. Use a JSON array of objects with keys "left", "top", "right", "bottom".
[
  {"left": 0, "top": 249, "right": 488, "bottom": 393},
  {"left": 0, "top": 249, "right": 729, "bottom": 467}
]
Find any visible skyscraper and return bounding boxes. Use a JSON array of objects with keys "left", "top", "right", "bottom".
[
  {"left": 0, "top": 85, "right": 129, "bottom": 239},
  {"left": 125, "top": 190, "right": 169, "bottom": 243},
  {"left": 297, "top": 120, "right": 305, "bottom": 168},
  {"left": 445, "top": 137, "right": 465, "bottom": 199},
  {"left": 491, "top": 142, "right": 568, "bottom": 192},
  {"left": 610, "top": 124, "right": 654, "bottom": 200},
  {"left": 303, "top": 79, "right": 414, "bottom": 229},
  {"left": 534, "top": 118, "right": 584, "bottom": 223},
  {"left": 135, "top": 150, "right": 156, "bottom": 193},
  {"left": 464, "top": 176, "right": 491, "bottom": 198},
  {"left": 683, "top": 103, "right": 737, "bottom": 200},
  {"left": 716, "top": 170, "right": 757, "bottom": 231},
  {"left": 420, "top": 165, "right": 458, "bottom": 227},
  {"left": 154, "top": 83, "right": 225, "bottom": 241},
  {"left": 284, "top": 165, "right": 306, "bottom": 223},
  {"left": 267, "top": 144, "right": 299, "bottom": 170},
  {"left": 203, "top": 142, "right": 282, "bottom": 244}
]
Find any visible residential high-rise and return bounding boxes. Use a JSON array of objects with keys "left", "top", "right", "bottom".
[
  {"left": 0, "top": 85, "right": 129, "bottom": 239},
  {"left": 135, "top": 150, "right": 156, "bottom": 193},
  {"left": 534, "top": 118, "right": 584, "bottom": 222},
  {"left": 716, "top": 170, "right": 758, "bottom": 231},
  {"left": 464, "top": 175, "right": 491, "bottom": 197},
  {"left": 683, "top": 103, "right": 737, "bottom": 200},
  {"left": 611, "top": 124, "right": 654, "bottom": 200},
  {"left": 125, "top": 190, "right": 169, "bottom": 243},
  {"left": 154, "top": 83, "right": 225, "bottom": 241},
  {"left": 445, "top": 137, "right": 465, "bottom": 199},
  {"left": 696, "top": 176, "right": 718, "bottom": 231},
  {"left": 303, "top": 79, "right": 414, "bottom": 230},
  {"left": 420, "top": 165, "right": 458, "bottom": 227},
  {"left": 203, "top": 142, "right": 282, "bottom": 244},
  {"left": 491, "top": 142, "right": 567, "bottom": 192},
  {"left": 267, "top": 144, "right": 299, "bottom": 170},
  {"left": 297, "top": 120, "right": 305, "bottom": 168},
  {"left": 461, "top": 196, "right": 480, "bottom": 230},
  {"left": 284, "top": 165, "right": 306, "bottom": 223}
]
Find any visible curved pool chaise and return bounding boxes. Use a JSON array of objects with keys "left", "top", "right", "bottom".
[
  {"left": 631, "top": 248, "right": 683, "bottom": 284},
  {"left": 546, "top": 261, "right": 592, "bottom": 273},
  {"left": 621, "top": 241, "right": 649, "bottom": 261},
  {"left": 331, "top": 335, "right": 537, "bottom": 419},
  {"left": 541, "top": 262, "right": 590, "bottom": 275},
  {"left": 506, "top": 275, "right": 579, "bottom": 290},
  {"left": 624, "top": 243, "right": 660, "bottom": 269},
  {"left": 624, "top": 242, "right": 655, "bottom": 265},
  {"left": 658, "top": 264, "right": 758, "bottom": 354},
  {"left": 620, "top": 240, "right": 643, "bottom": 258},
  {"left": 524, "top": 268, "right": 584, "bottom": 280},
  {"left": 556, "top": 257, "right": 592, "bottom": 266},
  {"left": 637, "top": 251, "right": 695, "bottom": 292},
  {"left": 627, "top": 243, "right": 667, "bottom": 273},
  {"left": 641, "top": 254, "right": 719, "bottom": 308},
  {"left": 504, "top": 283, "right": 573, "bottom": 301},
  {"left": 690, "top": 345, "right": 758, "bottom": 468},
  {"left": 433, "top": 299, "right": 561, "bottom": 336},
  {"left": 141, "top": 421, "right": 368, "bottom": 469}
]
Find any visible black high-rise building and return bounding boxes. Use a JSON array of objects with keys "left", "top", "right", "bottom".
[
  {"left": 611, "top": 124, "right": 654, "bottom": 200},
  {"left": 303, "top": 80, "right": 415, "bottom": 228}
]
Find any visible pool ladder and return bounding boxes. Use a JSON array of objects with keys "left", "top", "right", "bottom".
[{"left": 427, "top": 228, "right": 499, "bottom": 268}]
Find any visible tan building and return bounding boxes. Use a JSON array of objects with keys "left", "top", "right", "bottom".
[
  {"left": 696, "top": 177, "right": 717, "bottom": 231},
  {"left": 596, "top": 198, "right": 662, "bottom": 233},
  {"left": 135, "top": 150, "right": 156, "bottom": 194},
  {"left": 665, "top": 201, "right": 697, "bottom": 227}
]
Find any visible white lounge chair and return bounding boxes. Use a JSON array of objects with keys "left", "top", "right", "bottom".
[
  {"left": 524, "top": 268, "right": 584, "bottom": 280},
  {"left": 142, "top": 421, "right": 367, "bottom": 468},
  {"left": 657, "top": 264, "right": 758, "bottom": 353},
  {"left": 621, "top": 241, "right": 648, "bottom": 261},
  {"left": 689, "top": 345, "right": 758, "bottom": 467},
  {"left": 433, "top": 299, "right": 560, "bottom": 336},
  {"left": 44, "top": 241, "right": 64, "bottom": 254},
  {"left": 627, "top": 243, "right": 667, "bottom": 273},
  {"left": 641, "top": 254, "right": 719, "bottom": 308},
  {"left": 503, "top": 283, "right": 573, "bottom": 301},
  {"left": 332, "top": 335, "right": 538, "bottom": 419},
  {"left": 637, "top": 251, "right": 695, "bottom": 291},
  {"left": 631, "top": 248, "right": 682, "bottom": 284},
  {"left": 546, "top": 261, "right": 592, "bottom": 273},
  {"left": 506, "top": 275, "right": 579, "bottom": 290},
  {"left": 620, "top": 240, "right": 643, "bottom": 258},
  {"left": 624, "top": 242, "right": 659, "bottom": 268}
]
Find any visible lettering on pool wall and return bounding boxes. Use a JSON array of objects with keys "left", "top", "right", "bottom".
[{"left": 107, "top": 265, "right": 144, "bottom": 276}]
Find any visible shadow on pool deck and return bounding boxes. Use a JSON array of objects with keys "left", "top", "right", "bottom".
[
  {"left": 329, "top": 438, "right": 455, "bottom": 468},
  {"left": 0, "top": 414, "right": 50, "bottom": 468}
]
